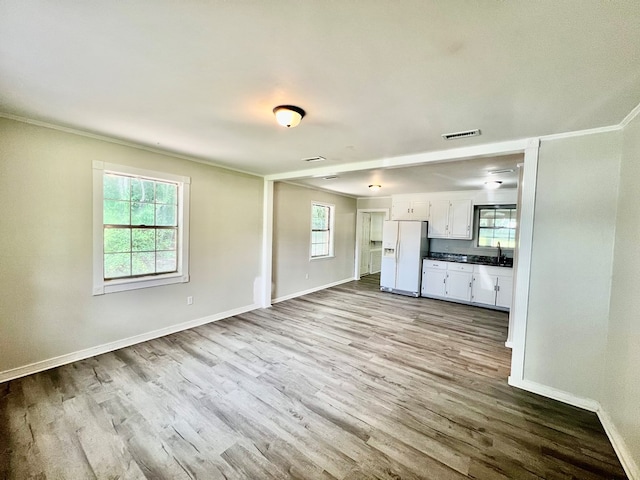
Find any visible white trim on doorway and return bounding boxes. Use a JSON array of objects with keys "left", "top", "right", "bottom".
[{"left": 354, "top": 208, "right": 391, "bottom": 280}]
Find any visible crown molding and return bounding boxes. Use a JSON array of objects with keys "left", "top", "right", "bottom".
[{"left": 0, "top": 112, "right": 260, "bottom": 178}]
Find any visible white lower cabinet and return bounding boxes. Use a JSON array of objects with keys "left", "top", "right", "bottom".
[
  {"left": 422, "top": 260, "right": 513, "bottom": 310},
  {"left": 421, "top": 261, "right": 447, "bottom": 297},
  {"left": 471, "top": 265, "right": 513, "bottom": 309},
  {"left": 421, "top": 261, "right": 472, "bottom": 302}
]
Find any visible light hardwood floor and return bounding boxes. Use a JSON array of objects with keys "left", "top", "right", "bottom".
[{"left": 0, "top": 274, "right": 627, "bottom": 479}]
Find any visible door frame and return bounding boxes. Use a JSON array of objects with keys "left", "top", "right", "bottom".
[{"left": 354, "top": 208, "right": 390, "bottom": 280}]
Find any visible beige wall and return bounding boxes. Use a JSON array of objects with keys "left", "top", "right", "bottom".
[
  {"left": 604, "top": 113, "right": 640, "bottom": 465},
  {"left": 272, "top": 182, "right": 356, "bottom": 300},
  {"left": 0, "top": 118, "right": 263, "bottom": 374},
  {"left": 356, "top": 196, "right": 391, "bottom": 210},
  {"left": 524, "top": 131, "right": 621, "bottom": 401}
]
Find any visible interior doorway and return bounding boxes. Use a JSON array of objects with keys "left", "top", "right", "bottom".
[{"left": 355, "top": 209, "right": 389, "bottom": 278}]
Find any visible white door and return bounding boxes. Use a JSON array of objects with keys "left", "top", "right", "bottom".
[
  {"left": 446, "top": 271, "right": 472, "bottom": 301},
  {"left": 428, "top": 200, "right": 449, "bottom": 237},
  {"left": 422, "top": 269, "right": 446, "bottom": 297},
  {"left": 449, "top": 199, "right": 472, "bottom": 239},
  {"left": 382, "top": 220, "right": 399, "bottom": 249},
  {"left": 395, "top": 222, "right": 422, "bottom": 293},
  {"left": 360, "top": 213, "right": 371, "bottom": 275},
  {"left": 472, "top": 273, "right": 497, "bottom": 305},
  {"left": 496, "top": 274, "right": 514, "bottom": 308},
  {"left": 380, "top": 255, "right": 396, "bottom": 289}
]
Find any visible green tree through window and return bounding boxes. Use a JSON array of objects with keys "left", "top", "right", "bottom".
[{"left": 103, "top": 173, "right": 179, "bottom": 279}]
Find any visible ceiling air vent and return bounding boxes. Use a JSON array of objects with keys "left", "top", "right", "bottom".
[
  {"left": 302, "top": 156, "right": 326, "bottom": 163},
  {"left": 441, "top": 129, "right": 481, "bottom": 140}
]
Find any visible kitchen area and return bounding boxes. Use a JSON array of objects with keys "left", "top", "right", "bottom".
[{"left": 379, "top": 188, "right": 517, "bottom": 311}]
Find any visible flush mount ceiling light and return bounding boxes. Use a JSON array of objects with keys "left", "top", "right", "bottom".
[
  {"left": 273, "top": 105, "right": 306, "bottom": 128},
  {"left": 485, "top": 181, "right": 503, "bottom": 190},
  {"left": 368, "top": 184, "right": 382, "bottom": 191}
]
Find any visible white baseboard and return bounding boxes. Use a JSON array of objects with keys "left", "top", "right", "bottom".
[
  {"left": 272, "top": 277, "right": 355, "bottom": 304},
  {"left": 504, "top": 340, "right": 513, "bottom": 348},
  {"left": 597, "top": 407, "right": 640, "bottom": 480},
  {"left": 509, "top": 377, "right": 638, "bottom": 479},
  {"left": 0, "top": 303, "right": 259, "bottom": 384},
  {"left": 507, "top": 376, "right": 600, "bottom": 412}
]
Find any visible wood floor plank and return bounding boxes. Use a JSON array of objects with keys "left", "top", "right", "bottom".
[{"left": 0, "top": 273, "right": 627, "bottom": 479}]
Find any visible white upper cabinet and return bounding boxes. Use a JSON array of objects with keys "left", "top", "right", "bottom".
[
  {"left": 448, "top": 199, "right": 472, "bottom": 239},
  {"left": 391, "top": 194, "right": 429, "bottom": 221},
  {"left": 428, "top": 199, "right": 473, "bottom": 239}
]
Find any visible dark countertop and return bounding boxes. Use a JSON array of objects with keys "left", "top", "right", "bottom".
[{"left": 425, "top": 252, "right": 513, "bottom": 268}]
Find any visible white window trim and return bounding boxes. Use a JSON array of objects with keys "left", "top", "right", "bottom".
[
  {"left": 92, "top": 161, "right": 191, "bottom": 295},
  {"left": 309, "top": 201, "right": 335, "bottom": 260},
  {"left": 475, "top": 204, "right": 517, "bottom": 250}
]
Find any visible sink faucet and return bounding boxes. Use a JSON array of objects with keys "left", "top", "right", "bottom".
[{"left": 497, "top": 242, "right": 502, "bottom": 265}]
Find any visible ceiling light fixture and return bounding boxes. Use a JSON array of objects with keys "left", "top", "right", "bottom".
[
  {"left": 368, "top": 184, "right": 382, "bottom": 191},
  {"left": 485, "top": 181, "right": 503, "bottom": 190},
  {"left": 488, "top": 168, "right": 515, "bottom": 175},
  {"left": 273, "top": 105, "right": 306, "bottom": 128}
]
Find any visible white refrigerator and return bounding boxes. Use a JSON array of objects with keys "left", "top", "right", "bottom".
[{"left": 380, "top": 221, "right": 429, "bottom": 297}]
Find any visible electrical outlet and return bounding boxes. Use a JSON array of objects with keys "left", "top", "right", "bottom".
[
  {"left": 187, "top": 296, "right": 193, "bottom": 305},
  {"left": 305, "top": 273, "right": 309, "bottom": 279}
]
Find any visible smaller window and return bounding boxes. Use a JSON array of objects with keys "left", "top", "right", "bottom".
[
  {"left": 310, "top": 202, "right": 335, "bottom": 259},
  {"left": 476, "top": 205, "right": 517, "bottom": 249}
]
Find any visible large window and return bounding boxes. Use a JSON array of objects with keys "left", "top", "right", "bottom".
[
  {"left": 477, "top": 205, "right": 517, "bottom": 249},
  {"left": 93, "top": 162, "right": 190, "bottom": 295},
  {"left": 310, "top": 202, "right": 335, "bottom": 258}
]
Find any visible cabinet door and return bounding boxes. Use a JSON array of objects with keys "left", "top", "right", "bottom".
[
  {"left": 421, "top": 268, "right": 446, "bottom": 297},
  {"left": 446, "top": 271, "right": 472, "bottom": 302},
  {"left": 496, "top": 274, "right": 513, "bottom": 309},
  {"left": 448, "top": 199, "right": 472, "bottom": 239},
  {"left": 472, "top": 273, "right": 497, "bottom": 306},
  {"left": 411, "top": 200, "right": 430, "bottom": 221},
  {"left": 428, "top": 200, "right": 449, "bottom": 237},
  {"left": 391, "top": 200, "right": 412, "bottom": 220}
]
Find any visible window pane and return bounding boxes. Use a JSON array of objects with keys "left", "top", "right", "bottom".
[
  {"left": 104, "top": 253, "right": 131, "bottom": 278},
  {"left": 156, "top": 229, "right": 177, "bottom": 251},
  {"left": 132, "top": 228, "right": 155, "bottom": 252},
  {"left": 104, "top": 228, "right": 131, "bottom": 253},
  {"left": 478, "top": 228, "right": 496, "bottom": 247},
  {"left": 156, "top": 182, "right": 177, "bottom": 205},
  {"left": 131, "top": 179, "right": 155, "bottom": 203},
  {"left": 104, "top": 200, "right": 130, "bottom": 225},
  {"left": 156, "top": 251, "right": 177, "bottom": 273},
  {"left": 479, "top": 209, "right": 495, "bottom": 227},
  {"left": 104, "top": 175, "right": 130, "bottom": 201},
  {"left": 312, "top": 231, "right": 329, "bottom": 244},
  {"left": 132, "top": 252, "right": 155, "bottom": 276},
  {"left": 494, "top": 209, "right": 512, "bottom": 228},
  {"left": 312, "top": 205, "right": 329, "bottom": 229},
  {"left": 156, "top": 205, "right": 177, "bottom": 226},
  {"left": 131, "top": 202, "right": 155, "bottom": 226}
]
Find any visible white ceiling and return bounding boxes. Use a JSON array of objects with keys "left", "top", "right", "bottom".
[
  {"left": 291, "top": 153, "right": 522, "bottom": 198},
  {"left": 1, "top": 1, "right": 640, "bottom": 181}
]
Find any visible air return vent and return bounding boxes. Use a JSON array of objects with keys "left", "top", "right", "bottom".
[
  {"left": 441, "top": 129, "right": 481, "bottom": 140},
  {"left": 302, "top": 156, "right": 326, "bottom": 163}
]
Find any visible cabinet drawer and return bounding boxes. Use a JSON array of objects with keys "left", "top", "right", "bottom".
[
  {"left": 422, "top": 260, "right": 447, "bottom": 270},
  {"left": 447, "top": 262, "right": 473, "bottom": 273}
]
